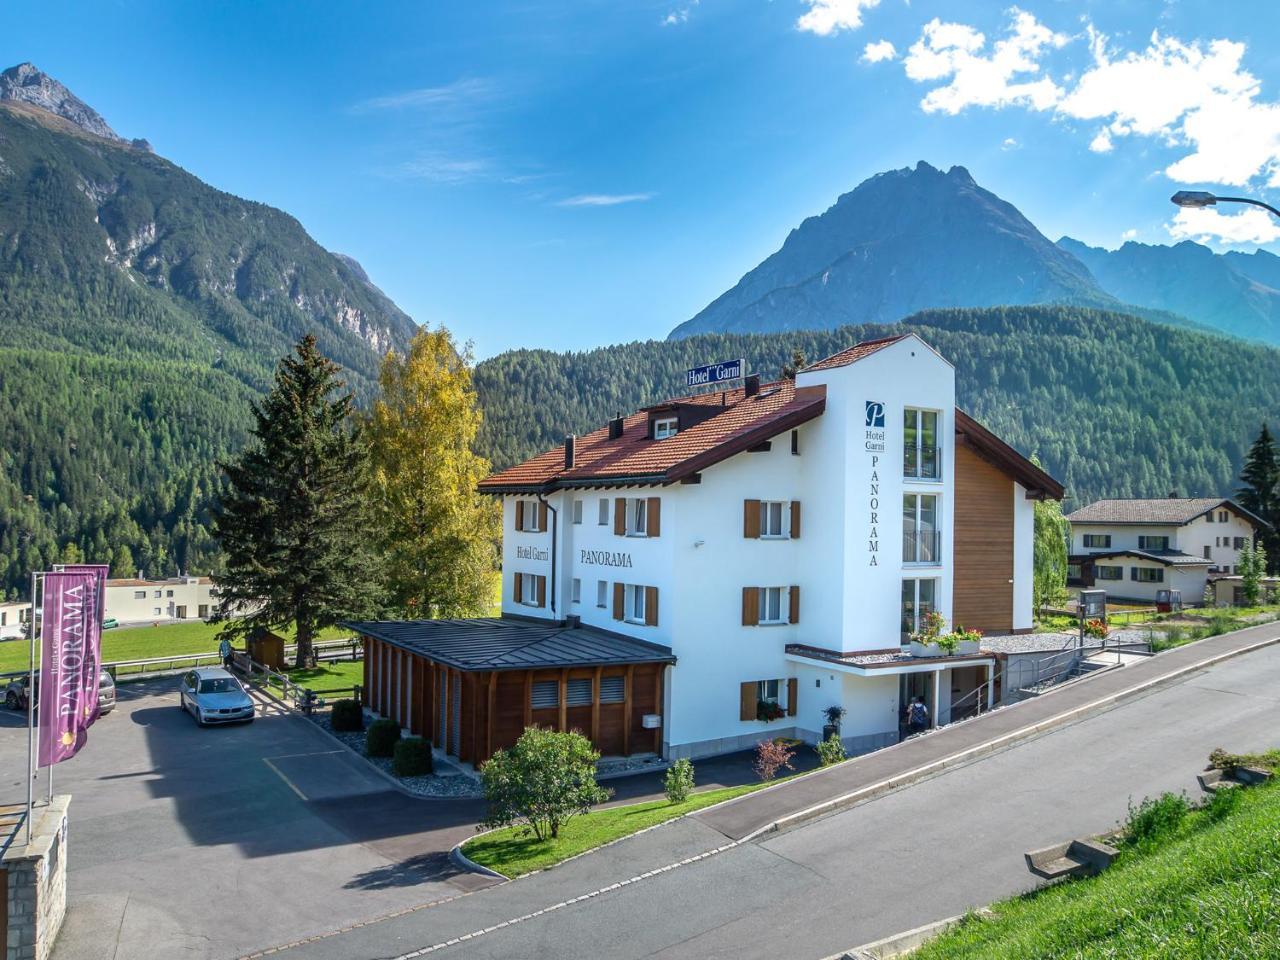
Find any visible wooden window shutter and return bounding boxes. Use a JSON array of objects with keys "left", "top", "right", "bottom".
[
  {"left": 743, "top": 499, "right": 761, "bottom": 538},
  {"left": 742, "top": 587, "right": 759, "bottom": 626},
  {"left": 787, "top": 678, "right": 798, "bottom": 717},
  {"left": 739, "top": 681, "right": 755, "bottom": 722},
  {"left": 538, "top": 501, "right": 549, "bottom": 532},
  {"left": 537, "top": 575, "right": 547, "bottom": 608},
  {"left": 644, "top": 586, "right": 658, "bottom": 626},
  {"left": 614, "top": 498, "right": 627, "bottom": 536},
  {"left": 515, "top": 500, "right": 525, "bottom": 531},
  {"left": 613, "top": 582, "right": 625, "bottom": 620},
  {"left": 790, "top": 501, "right": 801, "bottom": 540},
  {"left": 647, "top": 497, "right": 661, "bottom": 537},
  {"left": 789, "top": 586, "right": 800, "bottom": 624},
  {"left": 514, "top": 572, "right": 523, "bottom": 604}
]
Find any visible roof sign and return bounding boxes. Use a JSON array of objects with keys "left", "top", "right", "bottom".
[{"left": 686, "top": 358, "right": 744, "bottom": 388}]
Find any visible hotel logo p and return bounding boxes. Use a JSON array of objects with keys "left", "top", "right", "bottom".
[{"left": 865, "top": 401, "right": 885, "bottom": 428}]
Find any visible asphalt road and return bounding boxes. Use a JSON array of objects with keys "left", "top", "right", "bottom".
[
  {"left": 0, "top": 678, "right": 492, "bottom": 960},
  {"left": 264, "top": 639, "right": 1280, "bottom": 960}
]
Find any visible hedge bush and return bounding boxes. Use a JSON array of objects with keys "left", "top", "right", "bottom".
[
  {"left": 365, "top": 718, "right": 402, "bottom": 757},
  {"left": 330, "top": 698, "right": 364, "bottom": 732},
  {"left": 393, "top": 737, "right": 433, "bottom": 777}
]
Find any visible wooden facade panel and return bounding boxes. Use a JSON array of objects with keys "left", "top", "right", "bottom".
[{"left": 953, "top": 443, "right": 1015, "bottom": 633}]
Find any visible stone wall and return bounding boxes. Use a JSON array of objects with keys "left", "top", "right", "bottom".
[{"left": 3, "top": 795, "right": 69, "bottom": 960}]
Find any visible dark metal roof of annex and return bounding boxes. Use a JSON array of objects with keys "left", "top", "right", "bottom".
[{"left": 341, "top": 617, "right": 677, "bottom": 672}]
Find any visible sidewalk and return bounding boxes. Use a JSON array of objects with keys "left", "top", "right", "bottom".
[{"left": 695, "top": 622, "right": 1280, "bottom": 841}]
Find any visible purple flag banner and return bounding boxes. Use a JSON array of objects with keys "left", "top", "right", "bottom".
[
  {"left": 60, "top": 564, "right": 109, "bottom": 727},
  {"left": 38, "top": 570, "right": 96, "bottom": 768}
]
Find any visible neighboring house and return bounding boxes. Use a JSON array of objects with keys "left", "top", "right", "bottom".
[
  {"left": 103, "top": 576, "right": 220, "bottom": 624},
  {"left": 1066, "top": 498, "right": 1266, "bottom": 604},
  {"left": 0, "top": 600, "right": 32, "bottom": 640},
  {"left": 346, "top": 333, "right": 1063, "bottom": 765},
  {"left": 1207, "top": 575, "right": 1280, "bottom": 608}
]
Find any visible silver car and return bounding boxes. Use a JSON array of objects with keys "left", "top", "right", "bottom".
[
  {"left": 179, "top": 667, "right": 255, "bottom": 726},
  {"left": 5, "top": 669, "right": 115, "bottom": 715}
]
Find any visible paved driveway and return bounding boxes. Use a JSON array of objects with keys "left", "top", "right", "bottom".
[
  {"left": 0, "top": 678, "right": 493, "bottom": 960},
  {"left": 259, "top": 636, "right": 1280, "bottom": 960}
]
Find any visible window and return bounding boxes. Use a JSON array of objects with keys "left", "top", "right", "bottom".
[
  {"left": 1082, "top": 534, "right": 1111, "bottom": 549},
  {"left": 519, "top": 572, "right": 541, "bottom": 607},
  {"left": 598, "top": 498, "right": 609, "bottom": 525},
  {"left": 153, "top": 590, "right": 162, "bottom": 598},
  {"left": 1095, "top": 565, "right": 1123, "bottom": 580},
  {"left": 1219, "top": 510, "right": 1228, "bottom": 522},
  {"left": 904, "top": 408, "right": 940, "bottom": 480},
  {"left": 531, "top": 680, "right": 559, "bottom": 709},
  {"left": 760, "top": 501, "right": 786, "bottom": 538},
  {"left": 626, "top": 584, "right": 647, "bottom": 624},
  {"left": 1204, "top": 546, "right": 1212, "bottom": 560},
  {"left": 153, "top": 607, "right": 162, "bottom": 616},
  {"left": 630, "top": 498, "right": 648, "bottom": 536},
  {"left": 1206, "top": 511, "right": 1215, "bottom": 523},
  {"left": 134, "top": 590, "right": 146, "bottom": 600},
  {"left": 519, "top": 499, "right": 542, "bottom": 532},
  {"left": 596, "top": 579, "right": 607, "bottom": 608},
  {"left": 901, "top": 579, "right": 937, "bottom": 641},
  {"left": 599, "top": 676, "right": 625, "bottom": 703},
  {"left": 1138, "top": 536, "right": 1170, "bottom": 551},
  {"left": 572, "top": 500, "right": 583, "bottom": 524},
  {"left": 653, "top": 417, "right": 678, "bottom": 440},
  {"left": 758, "top": 587, "right": 786, "bottom": 625},
  {"left": 571, "top": 578, "right": 581, "bottom": 604},
  {"left": 566, "top": 678, "right": 592, "bottom": 706},
  {"left": 758, "top": 679, "right": 780, "bottom": 705},
  {"left": 902, "top": 493, "right": 940, "bottom": 563},
  {"left": 166, "top": 590, "right": 174, "bottom": 598},
  {"left": 1234, "top": 537, "right": 1246, "bottom": 549},
  {"left": 1133, "top": 567, "right": 1164, "bottom": 583}
]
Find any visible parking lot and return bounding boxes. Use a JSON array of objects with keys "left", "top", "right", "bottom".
[{"left": 0, "top": 677, "right": 494, "bottom": 960}]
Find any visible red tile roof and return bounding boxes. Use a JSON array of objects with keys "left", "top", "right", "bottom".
[
  {"left": 801, "top": 334, "right": 908, "bottom": 372},
  {"left": 479, "top": 379, "right": 827, "bottom": 493}
]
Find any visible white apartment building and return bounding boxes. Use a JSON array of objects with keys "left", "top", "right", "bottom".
[
  {"left": 1066, "top": 498, "right": 1264, "bottom": 604},
  {"left": 103, "top": 576, "right": 220, "bottom": 624},
  {"left": 0, "top": 600, "right": 32, "bottom": 640},
  {"left": 348, "top": 333, "right": 1063, "bottom": 765}
]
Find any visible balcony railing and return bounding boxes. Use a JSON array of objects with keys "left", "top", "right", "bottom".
[{"left": 903, "top": 530, "right": 942, "bottom": 564}]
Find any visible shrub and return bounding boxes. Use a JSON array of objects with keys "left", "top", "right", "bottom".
[
  {"left": 816, "top": 732, "right": 847, "bottom": 766},
  {"left": 823, "top": 704, "right": 847, "bottom": 727},
  {"left": 365, "top": 717, "right": 402, "bottom": 757},
  {"left": 1123, "top": 791, "right": 1191, "bottom": 847},
  {"left": 1203, "top": 782, "right": 1243, "bottom": 822},
  {"left": 757, "top": 699, "right": 785, "bottom": 722},
  {"left": 754, "top": 737, "right": 796, "bottom": 781},
  {"left": 330, "top": 698, "right": 364, "bottom": 732},
  {"left": 481, "top": 726, "right": 612, "bottom": 840},
  {"left": 664, "top": 758, "right": 695, "bottom": 804},
  {"left": 393, "top": 736, "right": 433, "bottom": 776}
]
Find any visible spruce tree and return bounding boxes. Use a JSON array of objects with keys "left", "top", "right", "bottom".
[
  {"left": 1237, "top": 423, "right": 1280, "bottom": 574},
  {"left": 213, "top": 336, "right": 382, "bottom": 666}
]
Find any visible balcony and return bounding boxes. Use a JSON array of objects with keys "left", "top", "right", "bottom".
[{"left": 903, "top": 530, "right": 942, "bottom": 565}]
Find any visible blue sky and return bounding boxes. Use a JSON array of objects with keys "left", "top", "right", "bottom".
[{"left": 7, "top": 1, "right": 1280, "bottom": 356}]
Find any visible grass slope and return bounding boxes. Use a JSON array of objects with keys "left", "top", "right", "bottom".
[{"left": 913, "top": 781, "right": 1280, "bottom": 959}]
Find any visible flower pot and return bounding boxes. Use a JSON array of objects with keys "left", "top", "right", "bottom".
[
  {"left": 910, "top": 640, "right": 945, "bottom": 658},
  {"left": 822, "top": 724, "right": 839, "bottom": 741}
]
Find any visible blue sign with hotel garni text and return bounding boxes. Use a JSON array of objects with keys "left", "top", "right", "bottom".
[{"left": 686, "top": 358, "right": 745, "bottom": 388}]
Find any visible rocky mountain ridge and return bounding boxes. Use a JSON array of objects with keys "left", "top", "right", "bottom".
[{"left": 0, "top": 62, "right": 152, "bottom": 150}]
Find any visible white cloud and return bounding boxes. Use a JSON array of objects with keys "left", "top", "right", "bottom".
[
  {"left": 1121, "top": 228, "right": 1139, "bottom": 240},
  {"left": 1089, "top": 130, "right": 1113, "bottom": 153},
  {"left": 392, "top": 153, "right": 495, "bottom": 184},
  {"left": 1001, "top": 136, "right": 1019, "bottom": 150},
  {"left": 352, "top": 78, "right": 497, "bottom": 113},
  {"left": 903, "top": 9, "right": 1067, "bottom": 115},
  {"left": 797, "top": 0, "right": 881, "bottom": 37},
  {"left": 556, "top": 193, "right": 655, "bottom": 207},
  {"left": 1168, "top": 206, "right": 1280, "bottom": 244},
  {"left": 663, "top": 1, "right": 698, "bottom": 27},
  {"left": 862, "top": 40, "right": 897, "bottom": 63}
]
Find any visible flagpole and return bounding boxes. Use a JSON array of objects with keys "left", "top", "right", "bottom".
[{"left": 25, "top": 570, "right": 37, "bottom": 845}]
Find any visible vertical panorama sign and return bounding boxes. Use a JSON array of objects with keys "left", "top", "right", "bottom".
[{"left": 685, "top": 358, "right": 744, "bottom": 388}]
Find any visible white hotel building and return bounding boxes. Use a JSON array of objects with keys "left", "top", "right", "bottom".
[{"left": 348, "top": 334, "right": 1063, "bottom": 764}]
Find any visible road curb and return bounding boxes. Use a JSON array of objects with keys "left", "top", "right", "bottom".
[
  {"left": 824, "top": 911, "right": 985, "bottom": 960},
  {"left": 736, "top": 632, "right": 1280, "bottom": 843},
  {"left": 449, "top": 832, "right": 509, "bottom": 881}
]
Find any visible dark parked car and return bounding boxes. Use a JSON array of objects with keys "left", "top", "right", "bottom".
[{"left": 4, "top": 669, "right": 116, "bottom": 714}]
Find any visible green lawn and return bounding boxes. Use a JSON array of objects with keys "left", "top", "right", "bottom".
[
  {"left": 274, "top": 660, "right": 363, "bottom": 696},
  {"left": 464, "top": 777, "right": 794, "bottom": 877},
  {"left": 910, "top": 780, "right": 1280, "bottom": 959},
  {"left": 0, "top": 619, "right": 351, "bottom": 675}
]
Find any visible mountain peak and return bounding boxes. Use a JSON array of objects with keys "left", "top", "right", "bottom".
[{"left": 0, "top": 61, "right": 151, "bottom": 151}]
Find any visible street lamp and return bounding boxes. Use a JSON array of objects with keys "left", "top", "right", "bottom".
[{"left": 1171, "top": 190, "right": 1280, "bottom": 219}]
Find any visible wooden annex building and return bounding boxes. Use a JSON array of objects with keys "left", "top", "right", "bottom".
[{"left": 345, "top": 617, "right": 676, "bottom": 766}]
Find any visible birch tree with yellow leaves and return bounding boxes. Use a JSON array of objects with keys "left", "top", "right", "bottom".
[{"left": 367, "top": 328, "right": 499, "bottom": 618}]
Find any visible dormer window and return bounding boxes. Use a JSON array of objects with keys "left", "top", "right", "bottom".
[{"left": 654, "top": 417, "right": 678, "bottom": 440}]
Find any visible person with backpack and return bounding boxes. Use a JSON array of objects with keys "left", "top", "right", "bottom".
[{"left": 907, "top": 696, "right": 930, "bottom": 734}]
